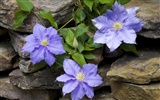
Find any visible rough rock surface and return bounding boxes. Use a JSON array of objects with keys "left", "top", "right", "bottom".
[
  {"left": 110, "top": 81, "right": 160, "bottom": 100},
  {"left": 0, "top": 0, "right": 76, "bottom": 32},
  {"left": 138, "top": 29, "right": 160, "bottom": 39},
  {"left": 107, "top": 49, "right": 160, "bottom": 84},
  {"left": 0, "top": 41, "right": 17, "bottom": 71},
  {"left": 0, "top": 77, "right": 58, "bottom": 100},
  {"left": 9, "top": 68, "right": 64, "bottom": 89},
  {"left": 124, "top": 0, "right": 160, "bottom": 30},
  {"left": 9, "top": 31, "right": 29, "bottom": 58}
]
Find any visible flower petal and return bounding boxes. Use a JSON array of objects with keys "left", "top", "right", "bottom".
[
  {"left": 119, "top": 29, "right": 137, "bottom": 44},
  {"left": 25, "top": 34, "right": 37, "bottom": 42},
  {"left": 22, "top": 42, "right": 39, "bottom": 53},
  {"left": 85, "top": 74, "right": 103, "bottom": 87},
  {"left": 44, "top": 50, "right": 56, "bottom": 66},
  {"left": 71, "top": 84, "right": 85, "bottom": 100},
  {"left": 94, "top": 30, "right": 107, "bottom": 44},
  {"left": 106, "top": 9, "right": 117, "bottom": 21},
  {"left": 30, "top": 46, "right": 45, "bottom": 64},
  {"left": 92, "top": 15, "right": 112, "bottom": 33},
  {"left": 63, "top": 59, "right": 81, "bottom": 76},
  {"left": 62, "top": 80, "right": 79, "bottom": 96},
  {"left": 127, "top": 7, "right": 139, "bottom": 17},
  {"left": 82, "top": 83, "right": 94, "bottom": 99},
  {"left": 56, "top": 74, "right": 75, "bottom": 82},
  {"left": 45, "top": 26, "right": 58, "bottom": 36},
  {"left": 33, "top": 23, "right": 45, "bottom": 39},
  {"left": 82, "top": 64, "right": 97, "bottom": 75}
]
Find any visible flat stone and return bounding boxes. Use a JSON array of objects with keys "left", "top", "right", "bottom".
[
  {"left": 107, "top": 49, "right": 160, "bottom": 84},
  {"left": 9, "top": 31, "right": 29, "bottom": 58},
  {"left": 0, "top": 41, "right": 17, "bottom": 71},
  {"left": 0, "top": 0, "right": 75, "bottom": 32},
  {"left": 138, "top": 29, "right": 160, "bottom": 39},
  {"left": 9, "top": 68, "right": 63, "bottom": 89},
  {"left": 125, "top": 0, "right": 160, "bottom": 30},
  {"left": 0, "top": 77, "right": 58, "bottom": 100},
  {"left": 110, "top": 81, "right": 160, "bottom": 100},
  {"left": 19, "top": 59, "right": 47, "bottom": 73}
]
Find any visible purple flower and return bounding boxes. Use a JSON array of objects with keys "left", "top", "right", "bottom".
[
  {"left": 92, "top": 1, "right": 143, "bottom": 52},
  {"left": 56, "top": 59, "right": 102, "bottom": 100},
  {"left": 22, "top": 23, "right": 65, "bottom": 66}
]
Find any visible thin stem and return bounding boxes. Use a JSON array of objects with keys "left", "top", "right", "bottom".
[
  {"left": 58, "top": 18, "right": 74, "bottom": 31},
  {"left": 32, "top": 11, "right": 45, "bottom": 26},
  {"left": 55, "top": 61, "right": 63, "bottom": 67}
]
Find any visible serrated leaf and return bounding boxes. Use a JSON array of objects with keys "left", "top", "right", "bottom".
[
  {"left": 13, "top": 10, "right": 28, "bottom": 29},
  {"left": 99, "top": 0, "right": 114, "bottom": 4},
  {"left": 83, "top": 52, "right": 96, "bottom": 59},
  {"left": 120, "top": 43, "right": 138, "bottom": 55},
  {"left": 16, "top": 0, "right": 33, "bottom": 12},
  {"left": 83, "top": 0, "right": 94, "bottom": 11},
  {"left": 65, "top": 29, "right": 75, "bottom": 47},
  {"left": 39, "top": 10, "right": 58, "bottom": 29},
  {"left": 72, "top": 53, "right": 86, "bottom": 66},
  {"left": 117, "top": 0, "right": 131, "bottom": 5},
  {"left": 75, "top": 23, "right": 88, "bottom": 38}
]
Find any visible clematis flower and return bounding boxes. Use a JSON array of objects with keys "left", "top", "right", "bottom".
[
  {"left": 56, "top": 59, "right": 102, "bottom": 100},
  {"left": 22, "top": 23, "right": 65, "bottom": 66},
  {"left": 92, "top": 1, "right": 143, "bottom": 52}
]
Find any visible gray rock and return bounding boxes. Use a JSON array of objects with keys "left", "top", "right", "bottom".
[
  {"left": 107, "top": 49, "right": 160, "bottom": 84},
  {"left": 0, "top": 77, "right": 58, "bottom": 100},
  {"left": 138, "top": 29, "right": 160, "bottom": 39},
  {"left": 9, "top": 68, "right": 64, "bottom": 89},
  {"left": 9, "top": 31, "right": 30, "bottom": 58},
  {"left": 19, "top": 59, "right": 47, "bottom": 73},
  {"left": 110, "top": 81, "right": 160, "bottom": 100},
  {"left": 0, "top": 0, "right": 76, "bottom": 32},
  {"left": 125, "top": 0, "right": 160, "bottom": 30},
  {"left": 0, "top": 41, "right": 17, "bottom": 71}
]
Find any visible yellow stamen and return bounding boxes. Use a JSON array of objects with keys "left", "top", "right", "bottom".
[
  {"left": 41, "top": 39, "right": 48, "bottom": 46},
  {"left": 76, "top": 72, "right": 85, "bottom": 81},
  {"left": 113, "top": 22, "right": 122, "bottom": 30}
]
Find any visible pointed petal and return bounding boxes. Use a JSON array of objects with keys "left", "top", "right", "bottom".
[
  {"left": 85, "top": 74, "right": 103, "bottom": 87},
  {"left": 127, "top": 7, "right": 139, "bottom": 17},
  {"left": 30, "top": 47, "right": 45, "bottom": 64},
  {"left": 62, "top": 80, "right": 79, "bottom": 95},
  {"left": 56, "top": 74, "right": 75, "bottom": 82},
  {"left": 63, "top": 59, "right": 81, "bottom": 76},
  {"left": 94, "top": 30, "right": 106, "bottom": 44},
  {"left": 106, "top": 9, "right": 117, "bottom": 21},
  {"left": 44, "top": 50, "right": 56, "bottom": 66},
  {"left": 82, "top": 83, "right": 94, "bottom": 99},
  {"left": 33, "top": 23, "right": 45, "bottom": 39},
  {"left": 45, "top": 26, "right": 58, "bottom": 36},
  {"left": 82, "top": 64, "right": 97, "bottom": 75},
  {"left": 25, "top": 34, "right": 37, "bottom": 42},
  {"left": 71, "top": 84, "right": 85, "bottom": 100},
  {"left": 119, "top": 29, "right": 137, "bottom": 44},
  {"left": 92, "top": 15, "right": 111, "bottom": 32},
  {"left": 22, "top": 41, "right": 39, "bottom": 53}
]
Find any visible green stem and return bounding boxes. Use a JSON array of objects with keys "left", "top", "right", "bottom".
[
  {"left": 55, "top": 61, "right": 63, "bottom": 67},
  {"left": 58, "top": 18, "right": 74, "bottom": 31},
  {"left": 32, "top": 11, "right": 45, "bottom": 26}
]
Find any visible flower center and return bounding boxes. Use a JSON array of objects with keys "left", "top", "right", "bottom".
[
  {"left": 41, "top": 39, "right": 48, "bottom": 46},
  {"left": 113, "top": 22, "right": 122, "bottom": 30},
  {"left": 76, "top": 72, "right": 85, "bottom": 81}
]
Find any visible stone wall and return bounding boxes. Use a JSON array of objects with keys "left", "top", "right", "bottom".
[{"left": 0, "top": 0, "right": 160, "bottom": 100}]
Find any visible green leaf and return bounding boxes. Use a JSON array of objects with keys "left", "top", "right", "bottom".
[
  {"left": 72, "top": 8, "right": 86, "bottom": 24},
  {"left": 77, "top": 41, "right": 84, "bottom": 52},
  {"left": 65, "top": 29, "right": 75, "bottom": 47},
  {"left": 120, "top": 43, "right": 138, "bottom": 55},
  {"left": 83, "top": 52, "right": 96, "bottom": 59},
  {"left": 13, "top": 10, "right": 28, "bottom": 29},
  {"left": 39, "top": 10, "right": 58, "bottom": 29},
  {"left": 117, "top": 0, "right": 131, "bottom": 5},
  {"left": 75, "top": 23, "right": 88, "bottom": 38},
  {"left": 16, "top": 0, "right": 33, "bottom": 12},
  {"left": 63, "top": 43, "right": 75, "bottom": 54},
  {"left": 59, "top": 28, "right": 69, "bottom": 38},
  {"left": 32, "top": 61, "right": 47, "bottom": 71},
  {"left": 99, "top": 0, "right": 114, "bottom": 4},
  {"left": 72, "top": 53, "right": 86, "bottom": 66},
  {"left": 83, "top": 0, "right": 94, "bottom": 11}
]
